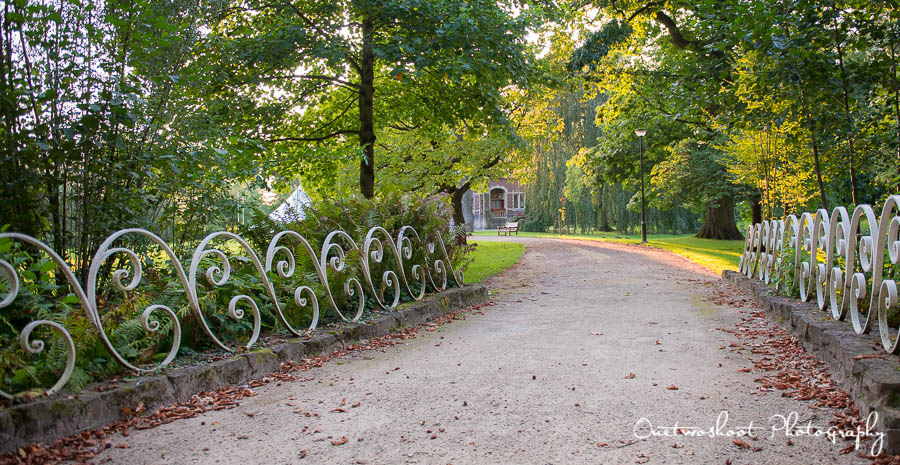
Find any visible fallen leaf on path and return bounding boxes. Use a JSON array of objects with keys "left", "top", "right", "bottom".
[
  {"left": 655, "top": 340, "right": 661, "bottom": 345},
  {"left": 737, "top": 368, "right": 751, "bottom": 373},
  {"left": 732, "top": 438, "right": 750, "bottom": 449},
  {"left": 591, "top": 332, "right": 603, "bottom": 336},
  {"left": 597, "top": 443, "right": 608, "bottom": 447},
  {"left": 635, "top": 453, "right": 650, "bottom": 463},
  {"left": 666, "top": 385, "right": 679, "bottom": 390},
  {"left": 624, "top": 373, "right": 636, "bottom": 379},
  {"left": 331, "top": 437, "right": 349, "bottom": 446},
  {"left": 330, "top": 408, "right": 347, "bottom": 413}
]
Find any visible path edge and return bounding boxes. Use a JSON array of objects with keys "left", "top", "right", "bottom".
[
  {"left": 0, "top": 284, "right": 489, "bottom": 454},
  {"left": 724, "top": 270, "right": 900, "bottom": 454}
]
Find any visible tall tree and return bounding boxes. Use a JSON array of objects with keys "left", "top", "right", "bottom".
[{"left": 206, "top": 0, "right": 546, "bottom": 198}]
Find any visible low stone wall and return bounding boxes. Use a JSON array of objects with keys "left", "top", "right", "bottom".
[
  {"left": 724, "top": 271, "right": 900, "bottom": 454},
  {"left": 0, "top": 285, "right": 488, "bottom": 454}
]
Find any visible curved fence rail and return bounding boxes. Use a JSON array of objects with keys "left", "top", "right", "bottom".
[
  {"left": 0, "top": 225, "right": 464, "bottom": 399},
  {"left": 738, "top": 195, "right": 900, "bottom": 354}
]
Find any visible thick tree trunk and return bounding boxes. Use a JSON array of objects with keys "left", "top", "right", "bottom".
[
  {"left": 358, "top": 17, "right": 376, "bottom": 198},
  {"left": 597, "top": 185, "right": 612, "bottom": 231},
  {"left": 696, "top": 196, "right": 742, "bottom": 240},
  {"left": 750, "top": 191, "right": 762, "bottom": 225},
  {"left": 451, "top": 185, "right": 468, "bottom": 230}
]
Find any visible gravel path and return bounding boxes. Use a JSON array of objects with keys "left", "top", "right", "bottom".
[{"left": 94, "top": 237, "right": 869, "bottom": 464}]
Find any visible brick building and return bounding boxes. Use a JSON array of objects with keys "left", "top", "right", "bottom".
[{"left": 469, "top": 179, "right": 526, "bottom": 230}]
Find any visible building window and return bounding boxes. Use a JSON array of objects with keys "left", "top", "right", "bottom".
[{"left": 511, "top": 192, "right": 525, "bottom": 210}]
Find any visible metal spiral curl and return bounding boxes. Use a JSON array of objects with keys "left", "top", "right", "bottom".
[
  {"left": 188, "top": 232, "right": 267, "bottom": 351},
  {"left": 397, "top": 226, "right": 427, "bottom": 301},
  {"left": 428, "top": 231, "right": 464, "bottom": 288},
  {"left": 264, "top": 231, "right": 322, "bottom": 334},
  {"left": 320, "top": 231, "right": 365, "bottom": 322},
  {"left": 87, "top": 229, "right": 187, "bottom": 372},
  {"left": 361, "top": 227, "right": 406, "bottom": 310},
  {"left": 740, "top": 195, "right": 900, "bottom": 354},
  {"left": 0, "top": 233, "right": 94, "bottom": 399}
]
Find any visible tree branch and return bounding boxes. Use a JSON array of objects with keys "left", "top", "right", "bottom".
[
  {"left": 257, "top": 74, "right": 360, "bottom": 90},
  {"left": 269, "top": 129, "right": 360, "bottom": 143},
  {"left": 655, "top": 11, "right": 693, "bottom": 50}
]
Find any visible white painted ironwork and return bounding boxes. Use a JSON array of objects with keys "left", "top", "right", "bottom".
[
  {"left": 0, "top": 225, "right": 464, "bottom": 399},
  {"left": 739, "top": 196, "right": 900, "bottom": 354}
]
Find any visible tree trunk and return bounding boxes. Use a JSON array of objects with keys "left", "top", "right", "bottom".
[
  {"left": 358, "top": 17, "right": 376, "bottom": 198},
  {"left": 831, "top": 7, "right": 859, "bottom": 204},
  {"left": 750, "top": 191, "right": 762, "bottom": 225},
  {"left": 598, "top": 185, "right": 612, "bottom": 231},
  {"left": 450, "top": 185, "right": 468, "bottom": 232},
  {"left": 889, "top": 18, "right": 900, "bottom": 194},
  {"left": 809, "top": 129, "right": 829, "bottom": 211},
  {"left": 696, "top": 196, "right": 742, "bottom": 240}
]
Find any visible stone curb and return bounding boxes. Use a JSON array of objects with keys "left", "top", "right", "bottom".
[
  {"left": 724, "top": 271, "right": 900, "bottom": 454},
  {"left": 0, "top": 285, "right": 489, "bottom": 454}
]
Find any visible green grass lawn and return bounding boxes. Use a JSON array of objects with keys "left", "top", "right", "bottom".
[
  {"left": 472, "top": 230, "right": 742, "bottom": 275},
  {"left": 464, "top": 240, "right": 526, "bottom": 284}
]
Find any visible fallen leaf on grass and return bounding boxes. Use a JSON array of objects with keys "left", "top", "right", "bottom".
[{"left": 331, "top": 437, "right": 349, "bottom": 446}]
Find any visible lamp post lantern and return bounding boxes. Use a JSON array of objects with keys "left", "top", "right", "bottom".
[{"left": 635, "top": 129, "right": 647, "bottom": 243}]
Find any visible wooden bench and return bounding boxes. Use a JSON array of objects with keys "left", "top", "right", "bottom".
[{"left": 497, "top": 221, "right": 519, "bottom": 236}]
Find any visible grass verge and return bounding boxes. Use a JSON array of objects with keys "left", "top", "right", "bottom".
[
  {"left": 473, "top": 231, "right": 742, "bottom": 275},
  {"left": 464, "top": 240, "right": 526, "bottom": 284}
]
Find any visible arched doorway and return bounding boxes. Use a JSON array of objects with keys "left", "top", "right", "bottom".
[{"left": 489, "top": 187, "right": 507, "bottom": 225}]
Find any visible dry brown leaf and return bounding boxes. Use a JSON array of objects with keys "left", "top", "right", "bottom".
[
  {"left": 666, "top": 385, "right": 679, "bottom": 390},
  {"left": 331, "top": 437, "right": 349, "bottom": 446},
  {"left": 624, "top": 373, "right": 636, "bottom": 379}
]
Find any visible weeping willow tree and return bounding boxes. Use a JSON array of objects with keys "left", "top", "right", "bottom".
[{"left": 520, "top": 82, "right": 700, "bottom": 235}]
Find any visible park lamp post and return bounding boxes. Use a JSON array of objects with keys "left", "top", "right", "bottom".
[{"left": 635, "top": 129, "right": 648, "bottom": 243}]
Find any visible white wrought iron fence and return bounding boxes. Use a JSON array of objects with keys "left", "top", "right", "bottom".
[
  {"left": 0, "top": 225, "right": 464, "bottom": 399},
  {"left": 738, "top": 195, "right": 900, "bottom": 354}
]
